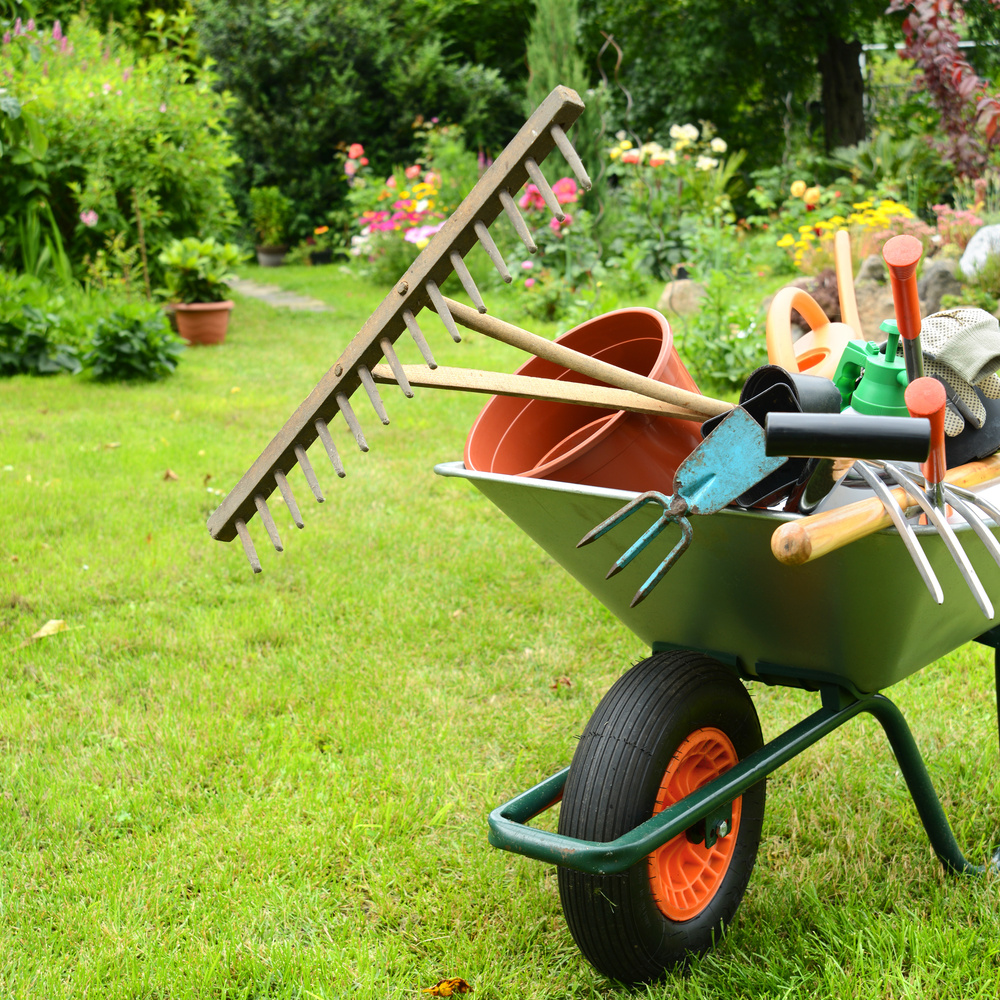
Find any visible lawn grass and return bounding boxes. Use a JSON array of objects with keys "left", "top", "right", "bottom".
[{"left": 1, "top": 262, "right": 999, "bottom": 998}]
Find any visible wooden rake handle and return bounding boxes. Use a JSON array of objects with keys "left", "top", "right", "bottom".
[{"left": 771, "top": 453, "right": 1000, "bottom": 565}]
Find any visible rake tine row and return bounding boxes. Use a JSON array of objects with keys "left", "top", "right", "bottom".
[
  {"left": 884, "top": 463, "right": 994, "bottom": 619},
  {"left": 207, "top": 87, "right": 591, "bottom": 571}
]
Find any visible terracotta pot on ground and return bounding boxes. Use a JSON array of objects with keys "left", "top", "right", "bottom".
[
  {"left": 256, "top": 245, "right": 288, "bottom": 267},
  {"left": 464, "top": 308, "right": 704, "bottom": 494},
  {"left": 173, "top": 300, "right": 234, "bottom": 346}
]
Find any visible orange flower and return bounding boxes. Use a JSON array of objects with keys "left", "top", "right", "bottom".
[{"left": 314, "top": 226, "right": 329, "bottom": 235}]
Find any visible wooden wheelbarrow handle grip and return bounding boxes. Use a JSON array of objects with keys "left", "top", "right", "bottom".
[{"left": 771, "top": 453, "right": 1000, "bottom": 565}]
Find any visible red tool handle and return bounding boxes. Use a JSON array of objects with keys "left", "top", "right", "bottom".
[
  {"left": 883, "top": 235, "right": 923, "bottom": 342},
  {"left": 904, "top": 376, "right": 947, "bottom": 486}
]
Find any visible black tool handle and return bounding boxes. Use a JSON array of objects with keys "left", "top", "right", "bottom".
[{"left": 764, "top": 412, "right": 931, "bottom": 461}]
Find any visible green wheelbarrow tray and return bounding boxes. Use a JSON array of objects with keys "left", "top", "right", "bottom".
[{"left": 434, "top": 460, "right": 1000, "bottom": 878}]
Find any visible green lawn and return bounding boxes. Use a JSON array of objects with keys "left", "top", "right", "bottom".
[{"left": 1, "top": 263, "right": 999, "bottom": 998}]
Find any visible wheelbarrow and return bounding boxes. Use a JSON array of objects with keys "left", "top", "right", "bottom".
[{"left": 435, "top": 459, "right": 1000, "bottom": 984}]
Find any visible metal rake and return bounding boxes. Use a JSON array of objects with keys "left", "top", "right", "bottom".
[{"left": 207, "top": 86, "right": 593, "bottom": 572}]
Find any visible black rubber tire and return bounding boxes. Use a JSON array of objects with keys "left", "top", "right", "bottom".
[{"left": 557, "top": 650, "right": 765, "bottom": 984}]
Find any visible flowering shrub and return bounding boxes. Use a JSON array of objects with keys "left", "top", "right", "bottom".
[
  {"left": 931, "top": 203, "right": 983, "bottom": 251},
  {"left": 0, "top": 15, "right": 238, "bottom": 282}
]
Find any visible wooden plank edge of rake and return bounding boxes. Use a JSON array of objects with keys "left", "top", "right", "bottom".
[
  {"left": 207, "top": 86, "right": 590, "bottom": 563},
  {"left": 770, "top": 452, "right": 1000, "bottom": 566},
  {"left": 369, "top": 365, "right": 707, "bottom": 420}
]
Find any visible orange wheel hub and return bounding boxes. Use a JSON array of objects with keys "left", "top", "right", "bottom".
[{"left": 647, "top": 727, "right": 741, "bottom": 921}]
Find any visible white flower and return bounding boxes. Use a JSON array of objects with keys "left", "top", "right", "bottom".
[
  {"left": 695, "top": 155, "right": 719, "bottom": 171},
  {"left": 710, "top": 137, "right": 727, "bottom": 153},
  {"left": 615, "top": 129, "right": 627, "bottom": 141}
]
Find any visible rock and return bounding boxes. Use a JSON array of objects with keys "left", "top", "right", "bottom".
[
  {"left": 856, "top": 254, "right": 886, "bottom": 284},
  {"left": 853, "top": 281, "right": 897, "bottom": 341},
  {"left": 805, "top": 268, "right": 841, "bottom": 324},
  {"left": 917, "top": 258, "right": 962, "bottom": 316},
  {"left": 959, "top": 224, "right": 1000, "bottom": 279},
  {"left": 657, "top": 279, "right": 707, "bottom": 316}
]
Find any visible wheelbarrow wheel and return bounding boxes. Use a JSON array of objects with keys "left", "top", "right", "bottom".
[{"left": 556, "top": 650, "right": 765, "bottom": 984}]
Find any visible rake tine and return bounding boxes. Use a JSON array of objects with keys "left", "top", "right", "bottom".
[
  {"left": 273, "top": 468, "right": 303, "bottom": 528},
  {"left": 578, "top": 491, "right": 672, "bottom": 548},
  {"left": 939, "top": 487, "right": 1000, "bottom": 570},
  {"left": 886, "top": 464, "right": 993, "bottom": 618},
  {"left": 631, "top": 518, "right": 694, "bottom": 607},
  {"left": 295, "top": 443, "right": 325, "bottom": 501},
  {"left": 550, "top": 123, "right": 593, "bottom": 190},
  {"left": 313, "top": 418, "right": 346, "bottom": 478},
  {"left": 948, "top": 484, "right": 1000, "bottom": 528},
  {"left": 606, "top": 512, "right": 679, "bottom": 579},
  {"left": 357, "top": 365, "right": 390, "bottom": 425},
  {"left": 334, "top": 391, "right": 369, "bottom": 452},
  {"left": 253, "top": 494, "right": 283, "bottom": 552},
  {"left": 475, "top": 220, "right": 511, "bottom": 283},
  {"left": 524, "top": 157, "right": 566, "bottom": 221},
  {"left": 449, "top": 251, "right": 487, "bottom": 313},
  {"left": 499, "top": 189, "right": 538, "bottom": 254},
  {"left": 235, "top": 518, "right": 262, "bottom": 574},
  {"left": 425, "top": 281, "right": 462, "bottom": 343},
  {"left": 853, "top": 461, "right": 943, "bottom": 605},
  {"left": 402, "top": 309, "right": 437, "bottom": 368},
  {"left": 379, "top": 337, "right": 413, "bottom": 398}
]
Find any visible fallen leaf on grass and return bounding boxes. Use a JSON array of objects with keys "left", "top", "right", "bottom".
[
  {"left": 163, "top": 469, "right": 179, "bottom": 481},
  {"left": 550, "top": 676, "right": 572, "bottom": 690},
  {"left": 203, "top": 473, "right": 212, "bottom": 487},
  {"left": 20, "top": 619, "right": 73, "bottom": 646},
  {"left": 422, "top": 980, "right": 472, "bottom": 997},
  {"left": 103, "top": 442, "right": 121, "bottom": 450}
]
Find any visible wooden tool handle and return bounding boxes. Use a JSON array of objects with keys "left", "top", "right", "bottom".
[
  {"left": 369, "top": 364, "right": 706, "bottom": 419},
  {"left": 771, "top": 452, "right": 1000, "bottom": 565},
  {"left": 439, "top": 296, "right": 732, "bottom": 419}
]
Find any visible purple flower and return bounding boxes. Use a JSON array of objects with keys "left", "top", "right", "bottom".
[
  {"left": 2, "top": 31, "right": 10, "bottom": 45},
  {"left": 52, "top": 20, "right": 63, "bottom": 42},
  {"left": 79, "top": 210, "right": 98, "bottom": 228}
]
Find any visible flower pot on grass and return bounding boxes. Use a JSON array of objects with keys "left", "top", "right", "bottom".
[
  {"left": 255, "top": 245, "right": 289, "bottom": 267},
  {"left": 250, "top": 186, "right": 293, "bottom": 265},
  {"left": 173, "top": 300, "right": 235, "bottom": 345}
]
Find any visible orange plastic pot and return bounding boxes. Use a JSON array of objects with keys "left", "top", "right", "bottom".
[{"left": 464, "top": 308, "right": 704, "bottom": 493}]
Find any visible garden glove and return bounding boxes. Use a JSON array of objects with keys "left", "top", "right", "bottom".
[{"left": 898, "top": 308, "right": 1000, "bottom": 437}]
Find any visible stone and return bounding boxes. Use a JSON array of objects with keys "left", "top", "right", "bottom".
[
  {"left": 959, "top": 223, "right": 1000, "bottom": 279},
  {"left": 917, "top": 258, "right": 962, "bottom": 316},
  {"left": 853, "top": 281, "right": 897, "bottom": 341},
  {"left": 656, "top": 278, "right": 707, "bottom": 316},
  {"left": 856, "top": 254, "right": 886, "bottom": 284}
]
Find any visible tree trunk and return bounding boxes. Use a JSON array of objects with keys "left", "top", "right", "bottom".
[{"left": 819, "top": 34, "right": 866, "bottom": 152}]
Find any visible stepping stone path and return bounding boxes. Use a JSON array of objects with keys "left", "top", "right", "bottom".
[{"left": 229, "top": 277, "right": 330, "bottom": 312}]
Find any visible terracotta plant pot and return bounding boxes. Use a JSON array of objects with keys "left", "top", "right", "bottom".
[
  {"left": 464, "top": 308, "right": 704, "bottom": 493},
  {"left": 173, "top": 300, "right": 234, "bottom": 346},
  {"left": 256, "top": 245, "right": 288, "bottom": 267}
]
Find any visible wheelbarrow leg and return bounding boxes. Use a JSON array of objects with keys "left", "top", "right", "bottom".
[{"left": 863, "top": 694, "right": 1000, "bottom": 876}]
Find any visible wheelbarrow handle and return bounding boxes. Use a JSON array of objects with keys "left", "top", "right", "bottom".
[{"left": 770, "top": 452, "right": 1000, "bottom": 566}]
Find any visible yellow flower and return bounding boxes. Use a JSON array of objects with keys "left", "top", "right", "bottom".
[
  {"left": 798, "top": 224, "right": 814, "bottom": 234},
  {"left": 790, "top": 180, "right": 807, "bottom": 198},
  {"left": 776, "top": 234, "right": 795, "bottom": 247},
  {"left": 803, "top": 186, "right": 821, "bottom": 207},
  {"left": 619, "top": 139, "right": 633, "bottom": 151}
]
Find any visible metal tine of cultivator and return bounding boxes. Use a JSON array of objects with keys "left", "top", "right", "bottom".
[
  {"left": 499, "top": 189, "right": 538, "bottom": 254},
  {"left": 253, "top": 494, "right": 283, "bottom": 552},
  {"left": 853, "top": 461, "right": 943, "bottom": 605},
  {"left": 524, "top": 158, "right": 566, "bottom": 222},
  {"left": 379, "top": 337, "right": 414, "bottom": 397},
  {"left": 295, "top": 443, "right": 325, "bottom": 501},
  {"left": 449, "top": 251, "right": 487, "bottom": 313},
  {"left": 937, "top": 488, "right": 1000, "bottom": 570},
  {"left": 402, "top": 309, "right": 438, "bottom": 368},
  {"left": 357, "top": 365, "right": 391, "bottom": 424},
  {"left": 475, "top": 221, "right": 512, "bottom": 284},
  {"left": 884, "top": 463, "right": 993, "bottom": 618},
  {"left": 550, "top": 123, "right": 593, "bottom": 190},
  {"left": 334, "top": 391, "right": 369, "bottom": 452},
  {"left": 313, "top": 420, "right": 346, "bottom": 479},
  {"left": 424, "top": 282, "right": 463, "bottom": 343},
  {"left": 235, "top": 519, "right": 262, "bottom": 574},
  {"left": 207, "top": 87, "right": 589, "bottom": 562},
  {"left": 273, "top": 469, "right": 304, "bottom": 529}
]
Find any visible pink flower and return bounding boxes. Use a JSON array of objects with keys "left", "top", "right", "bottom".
[
  {"left": 159, "top": 102, "right": 167, "bottom": 112},
  {"left": 524, "top": 277, "right": 536, "bottom": 289},
  {"left": 348, "top": 142, "right": 364, "bottom": 159},
  {"left": 359, "top": 157, "right": 368, "bottom": 166},
  {"left": 344, "top": 160, "right": 358, "bottom": 177},
  {"left": 518, "top": 184, "right": 546, "bottom": 211},
  {"left": 521, "top": 260, "right": 533, "bottom": 270},
  {"left": 620, "top": 149, "right": 641, "bottom": 164},
  {"left": 552, "top": 177, "right": 578, "bottom": 205},
  {"left": 79, "top": 210, "right": 98, "bottom": 227},
  {"left": 2, "top": 31, "right": 10, "bottom": 44},
  {"left": 102, "top": 82, "right": 111, "bottom": 95},
  {"left": 550, "top": 214, "right": 573, "bottom": 235},
  {"left": 405, "top": 164, "right": 422, "bottom": 180},
  {"left": 404, "top": 222, "right": 446, "bottom": 245},
  {"left": 424, "top": 171, "right": 441, "bottom": 186},
  {"left": 52, "top": 20, "right": 62, "bottom": 42},
  {"left": 385, "top": 175, "right": 397, "bottom": 189}
]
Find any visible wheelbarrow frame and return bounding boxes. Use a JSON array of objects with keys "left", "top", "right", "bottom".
[{"left": 433, "top": 461, "right": 1000, "bottom": 880}]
